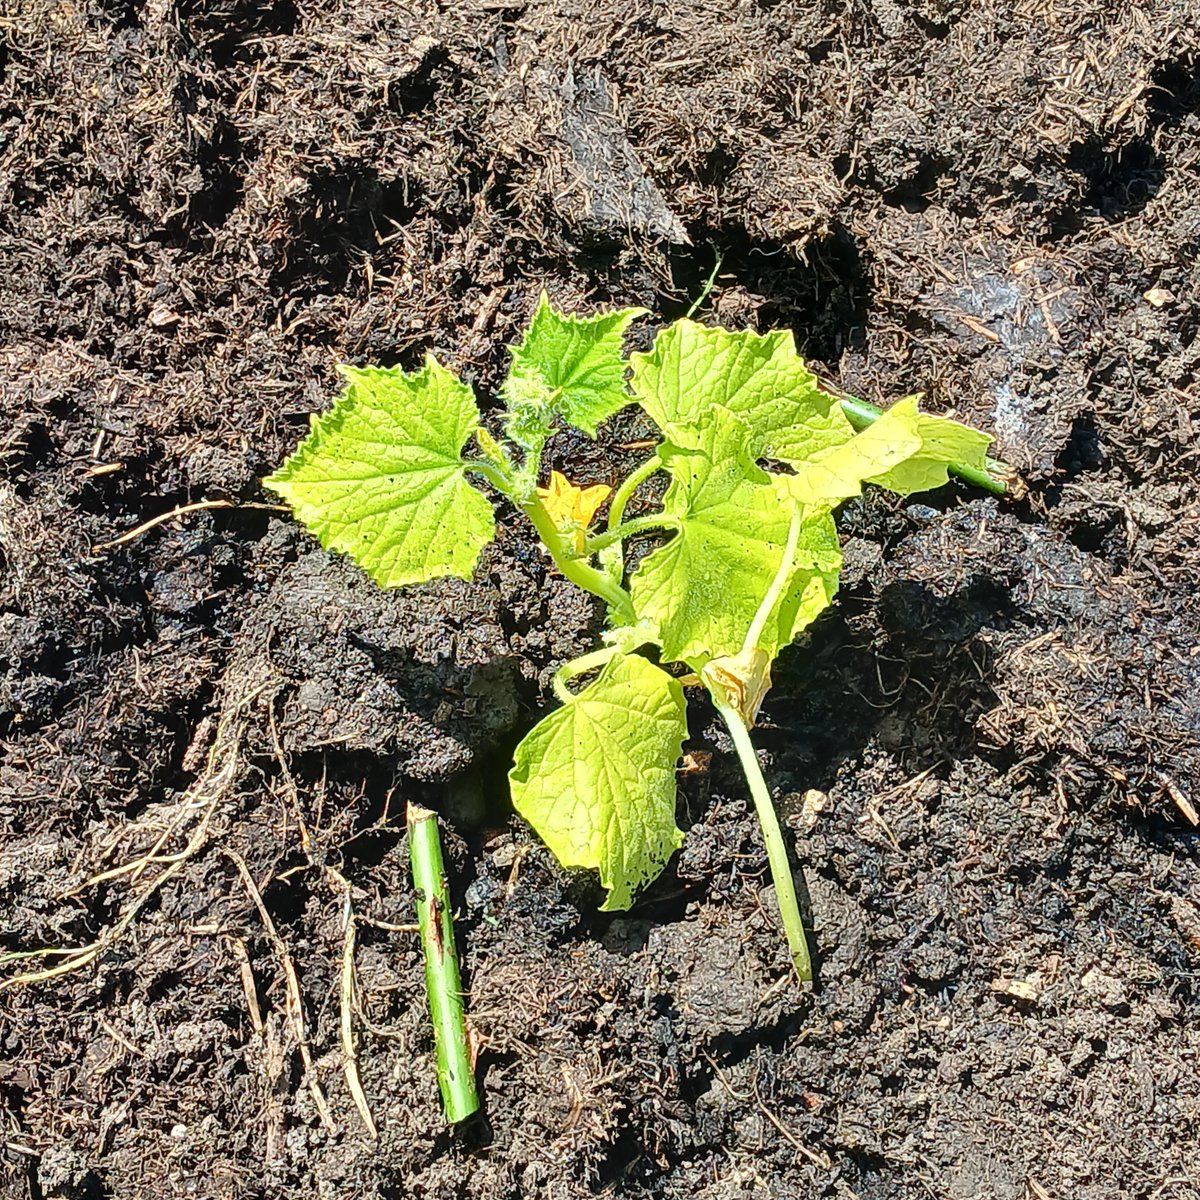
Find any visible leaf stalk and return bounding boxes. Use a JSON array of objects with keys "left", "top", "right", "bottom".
[
  {"left": 602, "top": 454, "right": 663, "bottom": 582},
  {"left": 584, "top": 513, "right": 680, "bottom": 555},
  {"left": 709, "top": 695, "right": 813, "bottom": 984},
  {"left": 520, "top": 492, "right": 637, "bottom": 625},
  {"left": 552, "top": 645, "right": 620, "bottom": 704}
]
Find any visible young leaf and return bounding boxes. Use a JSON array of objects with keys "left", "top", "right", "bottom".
[
  {"left": 265, "top": 359, "right": 495, "bottom": 587},
  {"left": 629, "top": 319, "right": 854, "bottom": 462},
  {"left": 629, "top": 406, "right": 842, "bottom": 665},
  {"left": 508, "top": 652, "right": 688, "bottom": 911},
  {"left": 501, "top": 292, "right": 647, "bottom": 439},
  {"left": 864, "top": 408, "right": 993, "bottom": 495},
  {"left": 777, "top": 398, "right": 994, "bottom": 504},
  {"left": 778, "top": 396, "right": 925, "bottom": 505}
]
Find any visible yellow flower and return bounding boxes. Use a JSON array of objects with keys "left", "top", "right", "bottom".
[{"left": 537, "top": 471, "right": 612, "bottom": 552}]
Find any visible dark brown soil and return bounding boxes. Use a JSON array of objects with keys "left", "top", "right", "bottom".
[{"left": 3, "top": 1, "right": 1200, "bottom": 1197}]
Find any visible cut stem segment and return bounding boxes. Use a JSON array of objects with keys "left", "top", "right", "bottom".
[
  {"left": 407, "top": 802, "right": 480, "bottom": 1124},
  {"left": 710, "top": 696, "right": 813, "bottom": 984}
]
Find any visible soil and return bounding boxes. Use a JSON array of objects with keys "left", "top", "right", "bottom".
[{"left": 2, "top": 1, "right": 1199, "bottom": 1197}]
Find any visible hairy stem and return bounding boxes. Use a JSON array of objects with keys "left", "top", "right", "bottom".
[
  {"left": 408, "top": 802, "right": 480, "bottom": 1124},
  {"left": 837, "top": 394, "right": 1011, "bottom": 496},
  {"left": 710, "top": 696, "right": 813, "bottom": 984},
  {"left": 742, "top": 501, "right": 803, "bottom": 657},
  {"left": 520, "top": 493, "right": 637, "bottom": 625},
  {"left": 470, "top": 429, "right": 638, "bottom": 623},
  {"left": 472, "top": 427, "right": 519, "bottom": 485},
  {"left": 602, "top": 454, "right": 663, "bottom": 583}
]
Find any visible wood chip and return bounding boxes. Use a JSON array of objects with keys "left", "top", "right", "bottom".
[
  {"left": 1143, "top": 287, "right": 1176, "bottom": 308},
  {"left": 992, "top": 976, "right": 1041, "bottom": 1002}
]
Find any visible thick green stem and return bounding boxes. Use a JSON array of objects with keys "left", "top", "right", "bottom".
[
  {"left": 585, "top": 513, "right": 679, "bottom": 555},
  {"left": 837, "top": 394, "right": 1010, "bottom": 497},
  {"left": 408, "top": 802, "right": 480, "bottom": 1124},
  {"left": 602, "top": 454, "right": 663, "bottom": 583},
  {"left": 471, "top": 428, "right": 638, "bottom": 623},
  {"left": 520, "top": 493, "right": 637, "bottom": 625},
  {"left": 710, "top": 696, "right": 813, "bottom": 984}
]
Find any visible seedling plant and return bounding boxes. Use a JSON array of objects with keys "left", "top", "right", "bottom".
[{"left": 267, "top": 295, "right": 994, "bottom": 985}]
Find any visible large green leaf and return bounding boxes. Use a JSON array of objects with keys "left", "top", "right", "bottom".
[
  {"left": 629, "top": 319, "right": 854, "bottom": 462},
  {"left": 501, "top": 292, "right": 646, "bottom": 441},
  {"left": 264, "top": 358, "right": 495, "bottom": 587},
  {"left": 509, "top": 653, "right": 688, "bottom": 911},
  {"left": 630, "top": 406, "right": 842, "bottom": 665}
]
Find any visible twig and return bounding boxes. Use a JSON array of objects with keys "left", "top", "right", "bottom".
[
  {"left": 407, "top": 802, "right": 480, "bottom": 1124},
  {"left": 224, "top": 935, "right": 264, "bottom": 1033},
  {"left": 751, "top": 1058, "right": 831, "bottom": 1169},
  {"left": 93, "top": 499, "right": 286, "bottom": 552},
  {"left": 337, "top": 886, "right": 378, "bottom": 1138}
]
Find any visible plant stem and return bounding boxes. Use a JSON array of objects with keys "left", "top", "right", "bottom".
[
  {"left": 470, "top": 428, "right": 639, "bottom": 623},
  {"left": 584, "top": 513, "right": 679, "bottom": 555},
  {"left": 742, "top": 501, "right": 803, "bottom": 657},
  {"left": 552, "top": 645, "right": 619, "bottom": 704},
  {"left": 472, "top": 427, "right": 519, "bottom": 486},
  {"left": 686, "top": 248, "right": 725, "bottom": 318},
  {"left": 520, "top": 492, "right": 637, "bottom": 625},
  {"left": 710, "top": 696, "right": 813, "bottom": 984},
  {"left": 836, "top": 394, "right": 1010, "bottom": 497},
  {"left": 407, "top": 802, "right": 480, "bottom": 1124},
  {"left": 602, "top": 454, "right": 663, "bottom": 583}
]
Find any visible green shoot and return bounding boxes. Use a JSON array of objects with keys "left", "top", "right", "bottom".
[{"left": 267, "top": 293, "right": 1002, "bottom": 984}]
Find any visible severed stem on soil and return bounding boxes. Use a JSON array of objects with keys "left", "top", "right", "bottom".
[
  {"left": 407, "top": 802, "right": 480, "bottom": 1124},
  {"left": 710, "top": 695, "right": 813, "bottom": 985}
]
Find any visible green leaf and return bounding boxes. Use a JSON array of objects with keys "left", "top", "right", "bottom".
[
  {"left": 509, "top": 653, "right": 688, "bottom": 911},
  {"left": 264, "top": 358, "right": 495, "bottom": 587},
  {"left": 630, "top": 406, "right": 842, "bottom": 665},
  {"left": 777, "top": 398, "right": 993, "bottom": 504},
  {"left": 629, "top": 319, "right": 853, "bottom": 461},
  {"left": 779, "top": 396, "right": 925, "bottom": 504},
  {"left": 501, "top": 291, "right": 647, "bottom": 439},
  {"left": 865, "top": 408, "right": 993, "bottom": 495}
]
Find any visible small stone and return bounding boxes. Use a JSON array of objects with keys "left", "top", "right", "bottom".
[{"left": 992, "top": 976, "right": 1040, "bottom": 1002}]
